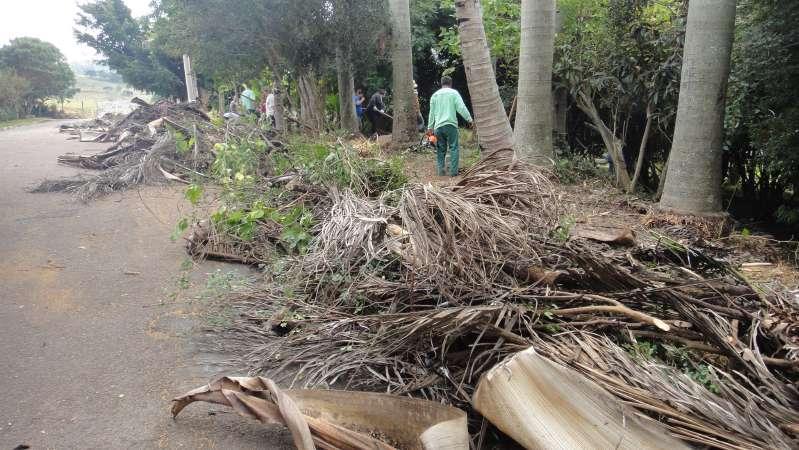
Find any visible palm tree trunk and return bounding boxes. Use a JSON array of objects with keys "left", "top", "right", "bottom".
[
  {"left": 514, "top": 0, "right": 556, "bottom": 164},
  {"left": 388, "top": 0, "right": 418, "bottom": 149},
  {"left": 336, "top": 47, "right": 359, "bottom": 133},
  {"left": 455, "top": 0, "right": 514, "bottom": 151},
  {"left": 659, "top": 0, "right": 737, "bottom": 215}
]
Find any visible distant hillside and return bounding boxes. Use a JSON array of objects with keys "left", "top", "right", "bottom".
[{"left": 55, "top": 75, "right": 152, "bottom": 118}]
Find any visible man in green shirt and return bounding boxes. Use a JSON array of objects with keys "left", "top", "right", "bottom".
[
  {"left": 427, "top": 76, "right": 473, "bottom": 176},
  {"left": 240, "top": 84, "right": 256, "bottom": 115}
]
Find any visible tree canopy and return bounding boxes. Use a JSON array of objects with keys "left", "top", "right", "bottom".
[
  {"left": 68, "top": 0, "right": 799, "bottom": 227},
  {"left": 75, "top": 0, "right": 185, "bottom": 98},
  {"left": 0, "top": 37, "right": 77, "bottom": 117}
]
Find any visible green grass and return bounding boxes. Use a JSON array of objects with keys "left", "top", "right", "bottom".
[{"left": 0, "top": 117, "right": 48, "bottom": 130}]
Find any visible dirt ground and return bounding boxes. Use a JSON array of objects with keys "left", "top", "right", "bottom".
[{"left": 0, "top": 121, "right": 291, "bottom": 449}]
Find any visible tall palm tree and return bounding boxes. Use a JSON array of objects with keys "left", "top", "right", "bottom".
[
  {"left": 659, "top": 0, "right": 737, "bottom": 215},
  {"left": 388, "top": 0, "right": 418, "bottom": 148},
  {"left": 455, "top": 0, "right": 514, "bottom": 151},
  {"left": 514, "top": 0, "right": 556, "bottom": 164}
]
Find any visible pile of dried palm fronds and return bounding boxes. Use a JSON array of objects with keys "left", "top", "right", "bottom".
[
  {"left": 33, "top": 98, "right": 281, "bottom": 200},
  {"left": 204, "top": 149, "right": 798, "bottom": 449},
  {"left": 59, "top": 112, "right": 120, "bottom": 142}
]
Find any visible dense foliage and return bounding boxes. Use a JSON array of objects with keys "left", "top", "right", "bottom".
[
  {"left": 555, "top": 1, "right": 684, "bottom": 190},
  {"left": 0, "top": 37, "right": 77, "bottom": 119},
  {"left": 725, "top": 0, "right": 799, "bottom": 225},
  {"left": 75, "top": 0, "right": 185, "bottom": 99},
  {"left": 0, "top": 69, "right": 31, "bottom": 120}
]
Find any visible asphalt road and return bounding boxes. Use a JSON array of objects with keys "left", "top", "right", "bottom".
[{"left": 0, "top": 121, "right": 291, "bottom": 449}]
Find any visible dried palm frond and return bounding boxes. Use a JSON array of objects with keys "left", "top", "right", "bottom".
[
  {"left": 195, "top": 146, "right": 799, "bottom": 449},
  {"left": 303, "top": 188, "right": 396, "bottom": 275},
  {"left": 32, "top": 134, "right": 193, "bottom": 200},
  {"left": 454, "top": 148, "right": 557, "bottom": 224},
  {"left": 33, "top": 99, "right": 226, "bottom": 200},
  {"left": 535, "top": 332, "right": 799, "bottom": 450}
]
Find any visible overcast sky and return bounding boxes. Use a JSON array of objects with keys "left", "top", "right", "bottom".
[{"left": 0, "top": 0, "right": 153, "bottom": 64}]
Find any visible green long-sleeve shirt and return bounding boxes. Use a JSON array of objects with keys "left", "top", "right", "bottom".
[
  {"left": 240, "top": 89, "right": 255, "bottom": 111},
  {"left": 427, "top": 87, "right": 473, "bottom": 131}
]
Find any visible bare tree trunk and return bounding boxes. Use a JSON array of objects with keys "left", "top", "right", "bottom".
[
  {"left": 455, "top": 0, "right": 514, "bottom": 151},
  {"left": 629, "top": 103, "right": 653, "bottom": 193},
  {"left": 507, "top": 95, "right": 517, "bottom": 124},
  {"left": 514, "top": 0, "right": 556, "bottom": 164},
  {"left": 218, "top": 86, "right": 225, "bottom": 113},
  {"left": 576, "top": 91, "right": 630, "bottom": 189},
  {"left": 298, "top": 70, "right": 325, "bottom": 131},
  {"left": 336, "top": 47, "right": 359, "bottom": 133},
  {"left": 388, "top": 0, "right": 418, "bottom": 149},
  {"left": 659, "top": 0, "right": 737, "bottom": 215}
]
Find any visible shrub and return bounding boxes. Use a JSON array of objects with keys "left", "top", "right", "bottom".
[{"left": 554, "top": 153, "right": 601, "bottom": 183}]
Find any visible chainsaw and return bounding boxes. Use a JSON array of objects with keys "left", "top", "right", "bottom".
[
  {"left": 409, "top": 130, "right": 437, "bottom": 153},
  {"left": 425, "top": 129, "right": 438, "bottom": 145}
]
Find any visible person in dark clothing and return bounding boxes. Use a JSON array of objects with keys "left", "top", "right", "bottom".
[{"left": 366, "top": 88, "right": 387, "bottom": 135}]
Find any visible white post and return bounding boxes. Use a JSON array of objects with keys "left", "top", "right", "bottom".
[{"left": 182, "top": 54, "right": 199, "bottom": 103}]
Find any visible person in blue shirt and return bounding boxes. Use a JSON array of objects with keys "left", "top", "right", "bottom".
[{"left": 353, "top": 88, "right": 366, "bottom": 125}]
